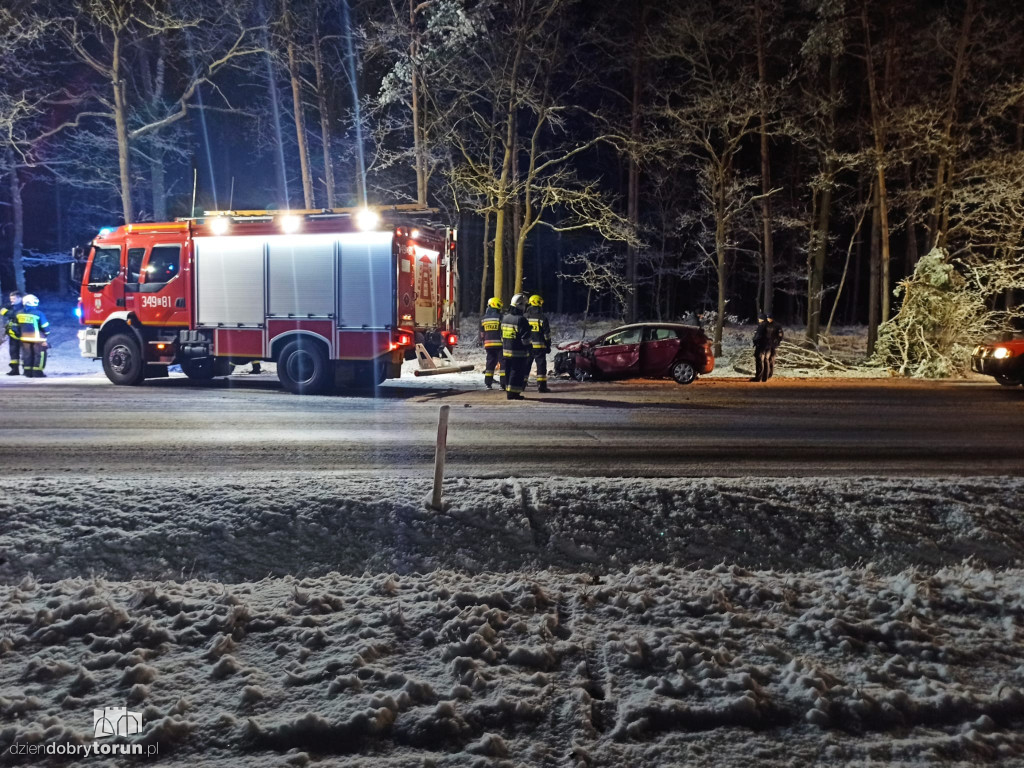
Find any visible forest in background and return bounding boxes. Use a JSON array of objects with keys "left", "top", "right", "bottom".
[{"left": 1, "top": 0, "right": 1022, "bottom": 358}]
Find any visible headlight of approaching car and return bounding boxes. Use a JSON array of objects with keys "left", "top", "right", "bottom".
[{"left": 992, "top": 347, "right": 1013, "bottom": 359}]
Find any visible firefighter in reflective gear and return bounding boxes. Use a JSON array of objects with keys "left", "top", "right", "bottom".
[
  {"left": 501, "top": 293, "right": 532, "bottom": 400},
  {"left": 525, "top": 294, "right": 551, "bottom": 393},
  {"left": 480, "top": 297, "right": 506, "bottom": 389},
  {"left": 16, "top": 294, "right": 49, "bottom": 378},
  {"left": 1, "top": 291, "right": 22, "bottom": 375}
]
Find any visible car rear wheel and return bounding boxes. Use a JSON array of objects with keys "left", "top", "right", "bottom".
[
  {"left": 994, "top": 374, "right": 1022, "bottom": 387},
  {"left": 671, "top": 360, "right": 697, "bottom": 385}
]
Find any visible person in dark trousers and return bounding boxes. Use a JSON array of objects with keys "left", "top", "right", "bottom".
[
  {"left": 525, "top": 294, "right": 551, "bottom": 393},
  {"left": 765, "top": 315, "right": 784, "bottom": 380},
  {"left": 1, "top": 291, "right": 22, "bottom": 375},
  {"left": 16, "top": 294, "right": 49, "bottom": 378},
  {"left": 501, "top": 293, "right": 532, "bottom": 400},
  {"left": 480, "top": 297, "right": 506, "bottom": 389},
  {"left": 751, "top": 313, "right": 769, "bottom": 382}
]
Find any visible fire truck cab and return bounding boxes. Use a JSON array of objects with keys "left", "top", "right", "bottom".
[{"left": 75, "top": 207, "right": 458, "bottom": 394}]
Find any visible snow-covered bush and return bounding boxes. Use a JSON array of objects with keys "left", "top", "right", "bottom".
[{"left": 872, "top": 248, "right": 1012, "bottom": 378}]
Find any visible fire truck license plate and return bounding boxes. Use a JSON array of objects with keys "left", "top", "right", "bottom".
[{"left": 141, "top": 295, "right": 173, "bottom": 309}]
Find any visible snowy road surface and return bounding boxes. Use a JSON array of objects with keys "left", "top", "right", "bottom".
[{"left": 0, "top": 373, "right": 1022, "bottom": 475}]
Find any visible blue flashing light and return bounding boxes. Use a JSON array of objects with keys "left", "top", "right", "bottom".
[
  {"left": 74, "top": 306, "right": 83, "bottom": 319},
  {"left": 98, "top": 227, "right": 114, "bottom": 236}
]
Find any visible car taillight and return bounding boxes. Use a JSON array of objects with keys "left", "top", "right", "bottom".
[
  {"left": 398, "top": 334, "right": 411, "bottom": 346},
  {"left": 447, "top": 334, "right": 458, "bottom": 346}
]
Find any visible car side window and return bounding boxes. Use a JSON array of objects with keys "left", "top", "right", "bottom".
[
  {"left": 607, "top": 327, "right": 642, "bottom": 345},
  {"left": 143, "top": 245, "right": 180, "bottom": 284},
  {"left": 655, "top": 328, "right": 676, "bottom": 341},
  {"left": 87, "top": 247, "right": 121, "bottom": 286}
]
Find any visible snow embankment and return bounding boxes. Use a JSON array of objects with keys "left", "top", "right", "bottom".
[
  {"left": 2, "top": 475, "right": 1023, "bottom": 766},
  {"left": 2, "top": 565, "right": 1023, "bottom": 766},
  {"left": 1, "top": 475, "right": 1023, "bottom": 583}
]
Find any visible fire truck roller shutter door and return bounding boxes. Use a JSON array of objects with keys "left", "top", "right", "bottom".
[
  {"left": 338, "top": 232, "right": 395, "bottom": 330},
  {"left": 267, "top": 235, "right": 336, "bottom": 318},
  {"left": 195, "top": 236, "right": 267, "bottom": 327}
]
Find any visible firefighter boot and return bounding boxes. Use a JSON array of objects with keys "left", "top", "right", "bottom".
[
  {"left": 538, "top": 383, "right": 550, "bottom": 393},
  {"left": 499, "top": 373, "right": 507, "bottom": 391},
  {"left": 6, "top": 363, "right": 18, "bottom": 376},
  {"left": 34, "top": 371, "right": 46, "bottom": 378},
  {"left": 506, "top": 391, "right": 525, "bottom": 401}
]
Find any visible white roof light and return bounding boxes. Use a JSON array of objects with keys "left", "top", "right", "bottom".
[
  {"left": 279, "top": 214, "right": 302, "bottom": 234},
  {"left": 210, "top": 217, "right": 230, "bottom": 236},
  {"left": 355, "top": 208, "right": 381, "bottom": 231}
]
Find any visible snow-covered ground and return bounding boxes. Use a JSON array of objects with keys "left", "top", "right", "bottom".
[{"left": 2, "top": 476, "right": 1024, "bottom": 765}]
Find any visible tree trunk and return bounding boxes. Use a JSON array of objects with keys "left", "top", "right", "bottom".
[
  {"left": 313, "top": 25, "right": 336, "bottom": 208},
  {"left": 151, "top": 143, "right": 167, "bottom": 221},
  {"left": 713, "top": 189, "right": 727, "bottom": 357},
  {"left": 511, "top": 109, "right": 524, "bottom": 295},
  {"left": 409, "top": 0, "right": 427, "bottom": 206},
  {"left": 7, "top": 151, "right": 26, "bottom": 293},
  {"left": 927, "top": 0, "right": 977, "bottom": 249},
  {"left": 867, "top": 183, "right": 881, "bottom": 355},
  {"left": 479, "top": 210, "right": 492, "bottom": 313},
  {"left": 112, "top": 32, "right": 134, "bottom": 223},
  {"left": 626, "top": 2, "right": 644, "bottom": 323},
  {"left": 755, "top": 0, "right": 774, "bottom": 317},
  {"left": 863, "top": 2, "right": 891, "bottom": 323},
  {"left": 285, "top": 4, "right": 314, "bottom": 209}
]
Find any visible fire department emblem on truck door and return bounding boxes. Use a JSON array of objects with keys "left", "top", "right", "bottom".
[{"left": 95, "top": 296, "right": 102, "bottom": 310}]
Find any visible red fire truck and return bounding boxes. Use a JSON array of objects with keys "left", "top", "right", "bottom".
[{"left": 74, "top": 207, "right": 459, "bottom": 394}]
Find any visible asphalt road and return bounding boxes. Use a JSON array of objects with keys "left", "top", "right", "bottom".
[{"left": 1, "top": 372, "right": 1022, "bottom": 477}]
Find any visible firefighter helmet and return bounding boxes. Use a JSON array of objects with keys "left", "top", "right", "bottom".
[
  {"left": 487, "top": 297, "right": 503, "bottom": 310},
  {"left": 510, "top": 293, "right": 527, "bottom": 310},
  {"left": 22, "top": 294, "right": 39, "bottom": 308},
  {"left": 528, "top": 294, "right": 543, "bottom": 307}
]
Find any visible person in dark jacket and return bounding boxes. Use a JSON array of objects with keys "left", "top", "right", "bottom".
[
  {"left": 751, "top": 313, "right": 769, "bottom": 382},
  {"left": 1, "top": 291, "right": 22, "bottom": 375},
  {"left": 480, "top": 297, "right": 506, "bottom": 389},
  {"left": 765, "top": 315, "right": 784, "bottom": 380},
  {"left": 16, "top": 294, "right": 49, "bottom": 378},
  {"left": 525, "top": 294, "right": 551, "bottom": 393},
  {"left": 501, "top": 293, "right": 532, "bottom": 400}
]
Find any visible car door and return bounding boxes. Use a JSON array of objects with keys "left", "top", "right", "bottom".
[
  {"left": 640, "top": 326, "right": 680, "bottom": 376},
  {"left": 591, "top": 327, "right": 642, "bottom": 377}
]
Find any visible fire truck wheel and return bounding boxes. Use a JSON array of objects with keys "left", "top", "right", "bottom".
[
  {"left": 102, "top": 333, "right": 146, "bottom": 386},
  {"left": 278, "top": 339, "right": 331, "bottom": 395}
]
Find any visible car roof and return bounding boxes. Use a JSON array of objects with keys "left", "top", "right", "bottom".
[{"left": 606, "top": 322, "right": 701, "bottom": 332}]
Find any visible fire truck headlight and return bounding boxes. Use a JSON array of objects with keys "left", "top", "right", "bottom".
[
  {"left": 210, "top": 217, "right": 230, "bottom": 236},
  {"left": 355, "top": 208, "right": 380, "bottom": 231},
  {"left": 280, "top": 215, "right": 302, "bottom": 234}
]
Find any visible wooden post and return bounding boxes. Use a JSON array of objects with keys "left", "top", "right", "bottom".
[{"left": 430, "top": 405, "right": 450, "bottom": 509}]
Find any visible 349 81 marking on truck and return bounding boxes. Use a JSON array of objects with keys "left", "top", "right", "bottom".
[{"left": 72, "top": 206, "right": 459, "bottom": 394}]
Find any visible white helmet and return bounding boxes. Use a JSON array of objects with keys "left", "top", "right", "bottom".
[
  {"left": 510, "top": 293, "right": 526, "bottom": 310},
  {"left": 22, "top": 294, "right": 39, "bottom": 308}
]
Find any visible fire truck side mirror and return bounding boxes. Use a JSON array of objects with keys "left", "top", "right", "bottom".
[{"left": 70, "top": 246, "right": 87, "bottom": 287}]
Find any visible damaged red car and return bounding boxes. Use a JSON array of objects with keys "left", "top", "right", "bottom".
[{"left": 553, "top": 323, "right": 715, "bottom": 385}]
